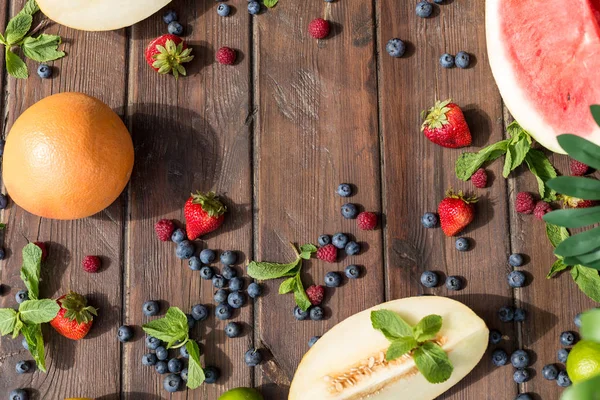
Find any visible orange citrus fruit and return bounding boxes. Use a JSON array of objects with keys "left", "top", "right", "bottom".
[{"left": 3, "top": 92, "right": 134, "bottom": 219}]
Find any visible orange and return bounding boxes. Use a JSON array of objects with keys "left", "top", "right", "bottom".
[{"left": 3, "top": 92, "right": 134, "bottom": 220}]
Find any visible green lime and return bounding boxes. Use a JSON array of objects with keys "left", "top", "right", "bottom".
[
  {"left": 566, "top": 340, "right": 600, "bottom": 384},
  {"left": 218, "top": 387, "right": 264, "bottom": 400}
]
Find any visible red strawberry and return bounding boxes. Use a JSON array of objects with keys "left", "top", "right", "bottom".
[
  {"left": 34, "top": 241, "right": 48, "bottom": 261},
  {"left": 216, "top": 47, "right": 237, "bottom": 65},
  {"left": 306, "top": 285, "right": 325, "bottom": 306},
  {"left": 471, "top": 168, "right": 488, "bottom": 188},
  {"left": 438, "top": 190, "right": 477, "bottom": 237},
  {"left": 533, "top": 201, "right": 552, "bottom": 220},
  {"left": 184, "top": 191, "right": 227, "bottom": 240},
  {"left": 515, "top": 192, "right": 535, "bottom": 214},
  {"left": 82, "top": 256, "right": 101, "bottom": 273},
  {"left": 357, "top": 212, "right": 378, "bottom": 230},
  {"left": 308, "top": 18, "right": 330, "bottom": 39},
  {"left": 570, "top": 159, "right": 589, "bottom": 176},
  {"left": 421, "top": 100, "right": 472, "bottom": 148},
  {"left": 562, "top": 196, "right": 596, "bottom": 209},
  {"left": 154, "top": 219, "right": 175, "bottom": 242},
  {"left": 145, "top": 34, "right": 194, "bottom": 79},
  {"left": 50, "top": 292, "right": 98, "bottom": 341},
  {"left": 317, "top": 244, "right": 337, "bottom": 263}
]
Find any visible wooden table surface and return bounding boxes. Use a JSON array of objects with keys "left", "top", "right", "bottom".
[{"left": 0, "top": 0, "right": 595, "bottom": 399}]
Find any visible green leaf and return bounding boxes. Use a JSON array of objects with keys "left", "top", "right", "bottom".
[
  {"left": 22, "top": 323, "right": 47, "bottom": 372},
  {"left": 0, "top": 224, "right": 5, "bottom": 230},
  {"left": 413, "top": 341, "right": 453, "bottom": 384},
  {"left": 12, "top": 316, "right": 23, "bottom": 339},
  {"left": 592, "top": 105, "right": 600, "bottom": 128},
  {"left": 142, "top": 307, "right": 189, "bottom": 348},
  {"left": 371, "top": 310, "right": 414, "bottom": 340},
  {"left": 247, "top": 258, "right": 300, "bottom": 280},
  {"left": 22, "top": 0, "right": 40, "bottom": 16},
  {"left": 544, "top": 206, "right": 600, "bottom": 229},
  {"left": 412, "top": 315, "right": 442, "bottom": 342},
  {"left": 5, "top": 13, "right": 33, "bottom": 45},
  {"left": 455, "top": 140, "right": 509, "bottom": 181},
  {"left": 279, "top": 277, "right": 296, "bottom": 294},
  {"left": 263, "top": 0, "right": 279, "bottom": 7},
  {"left": 547, "top": 259, "right": 569, "bottom": 279},
  {"left": 571, "top": 265, "right": 600, "bottom": 303},
  {"left": 525, "top": 149, "right": 557, "bottom": 201},
  {"left": 556, "top": 226, "right": 600, "bottom": 258},
  {"left": 580, "top": 308, "right": 600, "bottom": 342},
  {"left": 293, "top": 274, "right": 311, "bottom": 312},
  {"left": 502, "top": 132, "right": 531, "bottom": 178},
  {"left": 300, "top": 244, "right": 317, "bottom": 253},
  {"left": 6, "top": 48, "right": 28, "bottom": 79},
  {"left": 557, "top": 134, "right": 600, "bottom": 171},
  {"left": 564, "top": 248, "right": 600, "bottom": 268},
  {"left": 546, "top": 223, "right": 570, "bottom": 248},
  {"left": 561, "top": 374, "right": 600, "bottom": 400},
  {"left": 20, "top": 243, "right": 42, "bottom": 300},
  {"left": 386, "top": 337, "right": 418, "bottom": 361},
  {"left": 0, "top": 308, "right": 18, "bottom": 335},
  {"left": 21, "top": 34, "right": 65, "bottom": 62},
  {"left": 18, "top": 299, "right": 59, "bottom": 324},
  {"left": 547, "top": 176, "right": 600, "bottom": 200},
  {"left": 185, "top": 340, "right": 205, "bottom": 389}
]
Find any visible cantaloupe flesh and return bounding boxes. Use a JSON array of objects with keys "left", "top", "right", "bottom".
[{"left": 289, "top": 296, "right": 488, "bottom": 400}]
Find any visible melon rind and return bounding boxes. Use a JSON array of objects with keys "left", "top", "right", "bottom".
[{"left": 289, "top": 296, "right": 488, "bottom": 400}]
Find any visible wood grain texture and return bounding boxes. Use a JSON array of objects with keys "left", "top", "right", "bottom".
[
  {"left": 253, "top": 1, "right": 384, "bottom": 397},
  {"left": 123, "top": 0, "right": 253, "bottom": 398},
  {"left": 0, "top": 1, "right": 127, "bottom": 399}
]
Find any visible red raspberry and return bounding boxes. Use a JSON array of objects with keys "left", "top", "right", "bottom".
[
  {"left": 154, "top": 219, "right": 175, "bottom": 242},
  {"left": 306, "top": 285, "right": 325, "bottom": 306},
  {"left": 533, "top": 201, "right": 552, "bottom": 220},
  {"left": 515, "top": 192, "right": 535, "bottom": 214},
  {"left": 570, "top": 159, "right": 589, "bottom": 176},
  {"left": 82, "top": 256, "right": 101, "bottom": 273},
  {"left": 563, "top": 196, "right": 596, "bottom": 209},
  {"left": 216, "top": 47, "right": 237, "bottom": 65},
  {"left": 471, "top": 168, "right": 488, "bottom": 188},
  {"left": 357, "top": 212, "right": 378, "bottom": 230},
  {"left": 34, "top": 242, "right": 48, "bottom": 261},
  {"left": 317, "top": 244, "right": 337, "bottom": 263},
  {"left": 308, "top": 18, "right": 330, "bottom": 39}
]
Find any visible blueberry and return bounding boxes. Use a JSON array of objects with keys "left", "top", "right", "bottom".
[
  {"left": 516, "top": 395, "right": 533, "bottom": 400},
  {"left": 416, "top": 1, "right": 433, "bottom": 18},
  {"left": 248, "top": 1, "right": 261, "bottom": 14},
  {"left": 341, "top": 203, "right": 359, "bottom": 219},
  {"left": 492, "top": 349, "right": 508, "bottom": 366},
  {"left": 164, "top": 373, "right": 182, "bottom": 392},
  {"left": 332, "top": 233, "right": 349, "bottom": 249},
  {"left": 0, "top": 194, "right": 8, "bottom": 210},
  {"left": 433, "top": 0, "right": 444, "bottom": 3},
  {"left": 15, "top": 290, "right": 29, "bottom": 304},
  {"left": 511, "top": 350, "right": 530, "bottom": 368},
  {"left": 179, "top": 346, "right": 189, "bottom": 359},
  {"left": 142, "top": 353, "right": 158, "bottom": 366},
  {"left": 498, "top": 306, "right": 515, "bottom": 322},
  {"left": 318, "top": 235, "right": 331, "bottom": 246},
  {"left": 310, "top": 306, "right": 324, "bottom": 321},
  {"left": 308, "top": 336, "right": 321, "bottom": 347},
  {"left": 508, "top": 271, "right": 526, "bottom": 288},
  {"left": 163, "top": 9, "right": 178, "bottom": 24},
  {"left": 180, "top": 368, "right": 188, "bottom": 382},
  {"left": 294, "top": 306, "right": 309, "bottom": 320},
  {"left": 455, "top": 51, "right": 471, "bottom": 69},
  {"left": 220, "top": 250, "right": 237, "bottom": 266},
  {"left": 542, "top": 364, "right": 559, "bottom": 380},
  {"left": 574, "top": 312, "right": 583, "bottom": 328},
  {"left": 117, "top": 325, "right": 134, "bottom": 342},
  {"left": 155, "top": 360, "right": 168, "bottom": 374},
  {"left": 205, "top": 366, "right": 221, "bottom": 383},
  {"left": 344, "top": 265, "right": 361, "bottom": 279},
  {"left": 386, "top": 38, "right": 406, "bottom": 58},
  {"left": 421, "top": 212, "right": 438, "bottom": 228},
  {"left": 489, "top": 329, "right": 502, "bottom": 345},
  {"left": 248, "top": 282, "right": 262, "bottom": 298},
  {"left": 217, "top": 3, "right": 231, "bottom": 16},
  {"left": 156, "top": 346, "right": 168, "bottom": 361},
  {"left": 514, "top": 308, "right": 527, "bottom": 322},
  {"left": 216, "top": 303, "right": 233, "bottom": 320},
  {"left": 191, "top": 304, "right": 208, "bottom": 321},
  {"left": 212, "top": 275, "right": 227, "bottom": 289},
  {"left": 325, "top": 271, "right": 342, "bottom": 288},
  {"left": 509, "top": 253, "right": 524, "bottom": 267},
  {"left": 244, "top": 348, "right": 262, "bottom": 366},
  {"left": 168, "top": 358, "right": 183, "bottom": 374},
  {"left": 9, "top": 390, "right": 28, "bottom": 400},
  {"left": 176, "top": 240, "right": 194, "bottom": 259},
  {"left": 146, "top": 336, "right": 162, "bottom": 350},
  {"left": 337, "top": 183, "right": 353, "bottom": 197},
  {"left": 15, "top": 360, "right": 30, "bottom": 374},
  {"left": 557, "top": 370, "right": 571, "bottom": 387},
  {"left": 22, "top": 338, "right": 29, "bottom": 350},
  {"left": 186, "top": 313, "right": 195, "bottom": 329},
  {"left": 513, "top": 368, "right": 530, "bottom": 383},
  {"left": 200, "top": 266, "right": 215, "bottom": 280},
  {"left": 168, "top": 21, "right": 184, "bottom": 36},
  {"left": 445, "top": 275, "right": 463, "bottom": 291},
  {"left": 560, "top": 331, "right": 578, "bottom": 346},
  {"left": 440, "top": 53, "right": 455, "bottom": 68},
  {"left": 188, "top": 256, "right": 202, "bottom": 271},
  {"left": 143, "top": 300, "right": 160, "bottom": 317},
  {"left": 222, "top": 265, "right": 237, "bottom": 280},
  {"left": 455, "top": 238, "right": 470, "bottom": 252},
  {"left": 37, "top": 64, "right": 52, "bottom": 79},
  {"left": 420, "top": 271, "right": 439, "bottom": 288},
  {"left": 200, "top": 249, "right": 217, "bottom": 264},
  {"left": 558, "top": 348, "right": 570, "bottom": 363},
  {"left": 214, "top": 289, "right": 229, "bottom": 304},
  {"left": 345, "top": 241, "right": 361, "bottom": 256},
  {"left": 225, "top": 321, "right": 241, "bottom": 338},
  {"left": 229, "top": 277, "right": 244, "bottom": 291},
  {"left": 171, "top": 228, "right": 186, "bottom": 243},
  {"left": 228, "top": 291, "right": 246, "bottom": 309}
]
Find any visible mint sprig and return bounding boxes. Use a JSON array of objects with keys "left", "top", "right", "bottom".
[
  {"left": 371, "top": 310, "right": 453, "bottom": 384},
  {"left": 263, "top": 0, "right": 279, "bottom": 8}
]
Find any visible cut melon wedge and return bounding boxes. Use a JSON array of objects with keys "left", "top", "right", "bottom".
[
  {"left": 486, "top": 0, "right": 600, "bottom": 154},
  {"left": 37, "top": 0, "right": 171, "bottom": 31},
  {"left": 289, "top": 296, "right": 488, "bottom": 400}
]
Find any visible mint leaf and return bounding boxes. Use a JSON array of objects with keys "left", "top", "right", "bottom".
[
  {"left": 412, "top": 314, "right": 442, "bottom": 342},
  {"left": 386, "top": 337, "right": 418, "bottom": 361},
  {"left": 300, "top": 244, "right": 317, "bottom": 254},
  {"left": 371, "top": 310, "right": 413, "bottom": 340},
  {"left": 0, "top": 224, "right": 6, "bottom": 230},
  {"left": 263, "top": 0, "right": 279, "bottom": 7},
  {"left": 279, "top": 277, "right": 296, "bottom": 294},
  {"left": 6, "top": 48, "right": 28, "bottom": 79},
  {"left": 185, "top": 340, "right": 205, "bottom": 389},
  {"left": 455, "top": 140, "right": 509, "bottom": 181},
  {"left": 142, "top": 307, "right": 189, "bottom": 348},
  {"left": 247, "top": 258, "right": 300, "bottom": 280},
  {"left": 12, "top": 315, "right": 23, "bottom": 339},
  {"left": 580, "top": 308, "right": 600, "bottom": 342},
  {"left": 22, "top": 0, "right": 40, "bottom": 16},
  {"left": 18, "top": 299, "right": 59, "bottom": 324},
  {"left": 546, "top": 223, "right": 570, "bottom": 248},
  {"left": 413, "top": 341, "right": 453, "bottom": 384},
  {"left": 21, "top": 34, "right": 65, "bottom": 62},
  {"left": 5, "top": 13, "right": 33, "bottom": 45},
  {"left": 547, "top": 259, "right": 569, "bottom": 279},
  {"left": 503, "top": 132, "right": 531, "bottom": 178},
  {"left": 22, "top": 323, "right": 47, "bottom": 372},
  {"left": 0, "top": 308, "right": 18, "bottom": 335},
  {"left": 293, "top": 274, "right": 311, "bottom": 311},
  {"left": 20, "top": 243, "right": 42, "bottom": 300},
  {"left": 571, "top": 265, "right": 600, "bottom": 303},
  {"left": 525, "top": 149, "right": 558, "bottom": 201}
]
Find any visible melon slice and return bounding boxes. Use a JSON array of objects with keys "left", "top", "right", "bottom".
[
  {"left": 289, "top": 296, "right": 488, "bottom": 400},
  {"left": 486, "top": 0, "right": 600, "bottom": 154},
  {"left": 37, "top": 0, "right": 171, "bottom": 31}
]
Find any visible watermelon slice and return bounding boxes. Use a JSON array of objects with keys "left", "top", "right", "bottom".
[{"left": 486, "top": 0, "right": 600, "bottom": 153}]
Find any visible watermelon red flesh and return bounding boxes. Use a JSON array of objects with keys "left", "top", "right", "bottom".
[{"left": 487, "top": 0, "right": 600, "bottom": 153}]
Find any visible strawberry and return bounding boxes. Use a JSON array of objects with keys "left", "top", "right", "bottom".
[
  {"left": 184, "top": 191, "right": 227, "bottom": 240},
  {"left": 50, "top": 292, "right": 98, "bottom": 341},
  {"left": 317, "top": 244, "right": 337, "bottom": 263},
  {"left": 421, "top": 100, "right": 472, "bottom": 148},
  {"left": 306, "top": 285, "right": 325, "bottom": 306},
  {"left": 438, "top": 190, "right": 477, "bottom": 236},
  {"left": 562, "top": 195, "right": 596, "bottom": 209},
  {"left": 145, "top": 34, "right": 194, "bottom": 79}
]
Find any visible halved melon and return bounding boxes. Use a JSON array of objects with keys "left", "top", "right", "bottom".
[
  {"left": 289, "top": 296, "right": 488, "bottom": 400},
  {"left": 37, "top": 0, "right": 171, "bottom": 31},
  {"left": 486, "top": 0, "right": 600, "bottom": 154}
]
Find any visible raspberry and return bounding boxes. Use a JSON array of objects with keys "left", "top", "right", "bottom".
[
  {"left": 317, "top": 244, "right": 337, "bottom": 263},
  {"left": 570, "top": 159, "right": 589, "bottom": 176},
  {"left": 306, "top": 285, "right": 325, "bottom": 306},
  {"left": 533, "top": 201, "right": 552, "bottom": 220},
  {"left": 515, "top": 192, "right": 535, "bottom": 214},
  {"left": 357, "top": 212, "right": 378, "bottom": 230},
  {"left": 34, "top": 242, "right": 48, "bottom": 261},
  {"left": 563, "top": 196, "right": 596, "bottom": 209},
  {"left": 82, "top": 256, "right": 101, "bottom": 273},
  {"left": 154, "top": 219, "right": 175, "bottom": 242},
  {"left": 216, "top": 47, "right": 237, "bottom": 65},
  {"left": 308, "top": 18, "right": 330, "bottom": 39},
  {"left": 471, "top": 168, "right": 488, "bottom": 188}
]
